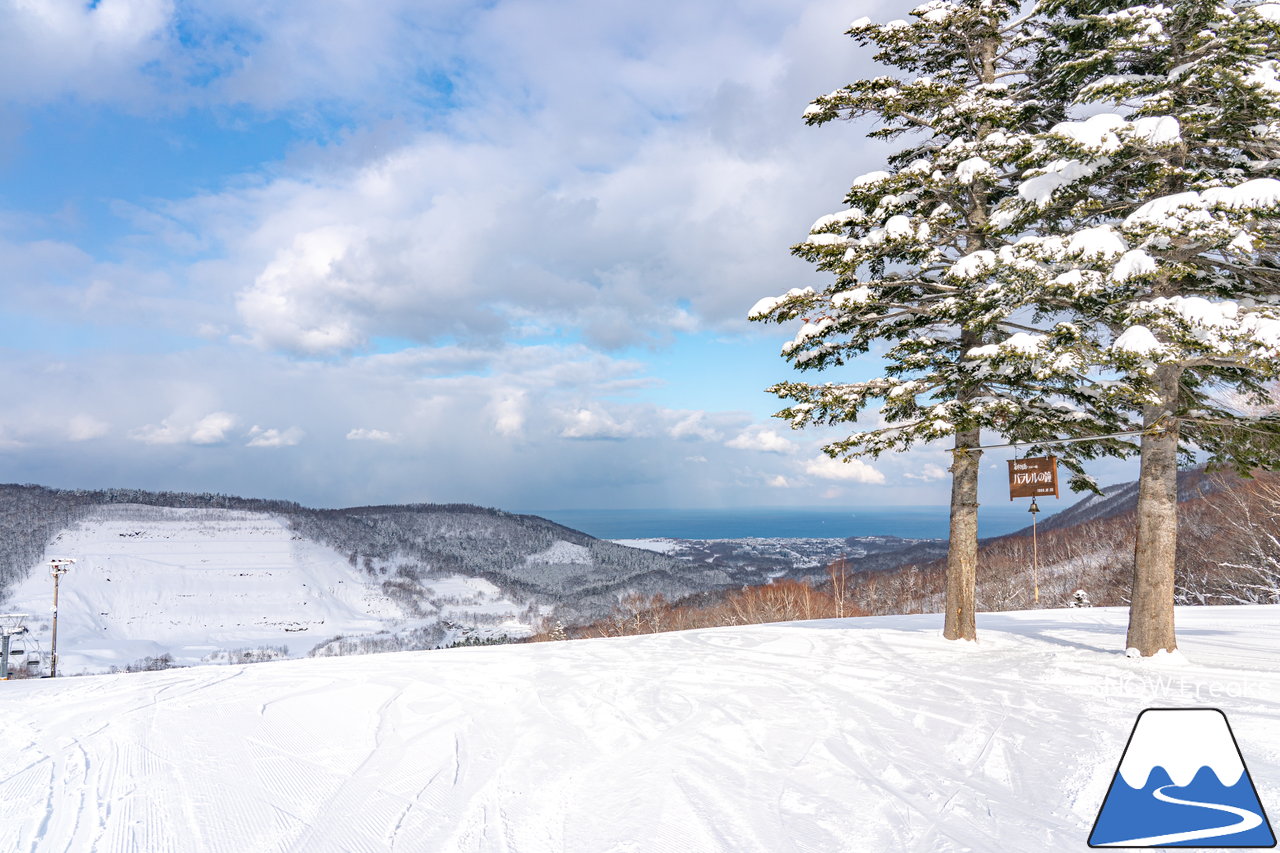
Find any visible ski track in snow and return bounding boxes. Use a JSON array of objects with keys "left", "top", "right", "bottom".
[{"left": 1, "top": 605, "right": 1277, "bottom": 852}]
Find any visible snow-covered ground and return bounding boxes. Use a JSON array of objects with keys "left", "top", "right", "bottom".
[
  {"left": 525, "top": 540, "right": 592, "bottom": 564},
  {"left": 610, "top": 538, "right": 682, "bottom": 554},
  {"left": 1, "top": 506, "right": 534, "bottom": 673},
  {"left": 2, "top": 605, "right": 1277, "bottom": 852}
]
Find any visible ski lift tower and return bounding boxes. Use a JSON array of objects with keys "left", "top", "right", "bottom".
[
  {"left": 48, "top": 558, "right": 74, "bottom": 678},
  {"left": 0, "top": 613, "right": 29, "bottom": 680}
]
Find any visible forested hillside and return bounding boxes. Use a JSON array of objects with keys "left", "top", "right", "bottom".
[
  {"left": 542, "top": 469, "right": 1280, "bottom": 642},
  {"left": 0, "top": 485, "right": 720, "bottom": 622},
  {"left": 0, "top": 485, "right": 309, "bottom": 599},
  {"left": 825, "top": 469, "right": 1280, "bottom": 615}
]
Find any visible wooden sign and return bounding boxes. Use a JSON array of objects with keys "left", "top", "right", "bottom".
[{"left": 1008, "top": 456, "right": 1059, "bottom": 500}]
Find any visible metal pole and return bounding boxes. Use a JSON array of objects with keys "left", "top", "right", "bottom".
[
  {"left": 48, "top": 559, "right": 73, "bottom": 679},
  {"left": 50, "top": 569, "right": 61, "bottom": 678},
  {"left": 1029, "top": 499, "right": 1041, "bottom": 605},
  {"left": 963, "top": 427, "right": 1155, "bottom": 453},
  {"left": 1, "top": 632, "right": 9, "bottom": 680}
]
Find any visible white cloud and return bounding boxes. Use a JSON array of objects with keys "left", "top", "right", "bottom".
[
  {"left": 82, "top": 0, "right": 875, "bottom": 359},
  {"left": 189, "top": 0, "right": 473, "bottom": 112},
  {"left": 489, "top": 390, "right": 527, "bottom": 439},
  {"left": 560, "top": 408, "right": 635, "bottom": 440},
  {"left": 346, "top": 428, "right": 398, "bottom": 443},
  {"left": 0, "top": 0, "right": 173, "bottom": 103},
  {"left": 726, "top": 427, "right": 794, "bottom": 454},
  {"left": 803, "top": 455, "right": 885, "bottom": 484},
  {"left": 132, "top": 411, "right": 237, "bottom": 446},
  {"left": 66, "top": 414, "right": 110, "bottom": 442},
  {"left": 903, "top": 463, "right": 949, "bottom": 482},
  {"left": 246, "top": 426, "right": 304, "bottom": 448},
  {"left": 0, "top": 0, "right": 948, "bottom": 509},
  {"left": 767, "top": 474, "right": 791, "bottom": 488},
  {"left": 234, "top": 227, "right": 366, "bottom": 355},
  {"left": 668, "top": 411, "right": 722, "bottom": 442},
  {"left": 0, "top": 340, "right": 1143, "bottom": 510},
  {"left": 190, "top": 413, "right": 237, "bottom": 445}
]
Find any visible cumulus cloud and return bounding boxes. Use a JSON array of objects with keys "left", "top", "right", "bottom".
[
  {"left": 0, "top": 0, "right": 885, "bottom": 408},
  {"left": 560, "top": 408, "right": 635, "bottom": 440},
  {"left": 190, "top": 413, "right": 237, "bottom": 445},
  {"left": 246, "top": 425, "right": 304, "bottom": 448},
  {"left": 903, "top": 463, "right": 949, "bottom": 482},
  {"left": 489, "top": 390, "right": 527, "bottom": 439},
  {"left": 803, "top": 455, "right": 885, "bottom": 484},
  {"left": 0, "top": 0, "right": 969, "bottom": 509},
  {"left": 0, "top": 341, "right": 1144, "bottom": 510},
  {"left": 235, "top": 227, "right": 367, "bottom": 355},
  {"left": 188, "top": 0, "right": 473, "bottom": 112},
  {"left": 67, "top": 0, "right": 873, "bottom": 360},
  {"left": 725, "top": 427, "right": 794, "bottom": 454},
  {"left": 346, "top": 428, "right": 398, "bottom": 443},
  {"left": 668, "top": 411, "right": 722, "bottom": 442},
  {"left": 221, "top": 129, "right": 809, "bottom": 354},
  {"left": 0, "top": 0, "right": 173, "bottom": 103},
  {"left": 132, "top": 412, "right": 237, "bottom": 446}
]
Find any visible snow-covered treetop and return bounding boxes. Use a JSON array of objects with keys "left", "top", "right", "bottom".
[
  {"left": 751, "top": 1, "right": 1134, "bottom": 480},
  {"left": 967, "top": 0, "right": 1280, "bottom": 470}
]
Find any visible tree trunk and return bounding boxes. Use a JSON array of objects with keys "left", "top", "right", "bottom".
[
  {"left": 1126, "top": 365, "right": 1181, "bottom": 656},
  {"left": 944, "top": 427, "right": 982, "bottom": 641},
  {"left": 937, "top": 30, "right": 996, "bottom": 644}
]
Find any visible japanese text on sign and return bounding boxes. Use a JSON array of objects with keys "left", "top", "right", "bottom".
[{"left": 1008, "top": 456, "right": 1059, "bottom": 499}]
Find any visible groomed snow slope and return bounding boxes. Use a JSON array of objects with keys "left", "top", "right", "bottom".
[
  {"left": 1, "top": 506, "right": 532, "bottom": 672},
  {"left": 2, "top": 606, "right": 1278, "bottom": 852}
]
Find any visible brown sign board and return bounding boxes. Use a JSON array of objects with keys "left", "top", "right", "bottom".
[{"left": 1008, "top": 456, "right": 1059, "bottom": 500}]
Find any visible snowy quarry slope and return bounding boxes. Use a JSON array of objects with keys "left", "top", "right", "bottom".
[
  {"left": 0, "top": 505, "right": 533, "bottom": 672},
  {"left": 1, "top": 605, "right": 1277, "bottom": 852}
]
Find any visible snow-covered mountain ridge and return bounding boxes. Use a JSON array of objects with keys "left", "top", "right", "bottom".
[
  {"left": 0, "top": 484, "right": 961, "bottom": 674},
  {"left": 1029, "top": 467, "right": 1224, "bottom": 535},
  {"left": 3, "top": 505, "right": 538, "bottom": 673},
  {"left": 0, "top": 475, "right": 1249, "bottom": 673},
  {"left": 1, "top": 605, "right": 1276, "bottom": 852},
  {"left": 0, "top": 486, "right": 713, "bottom": 673}
]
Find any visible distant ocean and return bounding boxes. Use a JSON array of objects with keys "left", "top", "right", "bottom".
[{"left": 524, "top": 506, "right": 1056, "bottom": 541}]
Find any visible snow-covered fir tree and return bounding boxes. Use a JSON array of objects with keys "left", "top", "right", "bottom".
[
  {"left": 973, "top": 0, "right": 1280, "bottom": 655},
  {"left": 750, "top": 0, "right": 1129, "bottom": 641}
]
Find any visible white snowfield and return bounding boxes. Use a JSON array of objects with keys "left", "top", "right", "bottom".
[
  {"left": 1, "top": 606, "right": 1277, "bottom": 852},
  {"left": 1, "top": 506, "right": 532, "bottom": 673},
  {"left": 524, "top": 540, "right": 592, "bottom": 565},
  {"left": 610, "top": 538, "right": 683, "bottom": 554}
]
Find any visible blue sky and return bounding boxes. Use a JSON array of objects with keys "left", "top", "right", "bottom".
[{"left": 0, "top": 0, "right": 1133, "bottom": 511}]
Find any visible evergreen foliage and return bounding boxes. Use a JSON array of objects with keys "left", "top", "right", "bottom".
[
  {"left": 754, "top": 0, "right": 1280, "bottom": 651},
  {"left": 984, "top": 0, "right": 1280, "bottom": 464},
  {"left": 972, "top": 0, "right": 1280, "bottom": 653},
  {"left": 750, "top": 0, "right": 1127, "bottom": 640},
  {"left": 750, "top": 1, "right": 1124, "bottom": 481}
]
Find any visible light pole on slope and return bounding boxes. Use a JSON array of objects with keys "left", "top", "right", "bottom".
[{"left": 49, "top": 558, "right": 75, "bottom": 678}]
